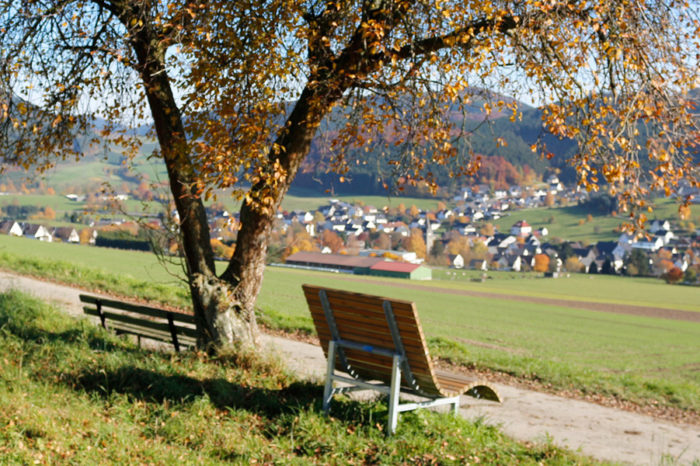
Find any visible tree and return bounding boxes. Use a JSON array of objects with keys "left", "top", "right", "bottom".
[
  {"left": 371, "top": 231, "right": 392, "bottom": 250},
  {"left": 403, "top": 228, "right": 427, "bottom": 259},
  {"left": 565, "top": 257, "right": 584, "bottom": 273},
  {"left": 321, "top": 229, "right": 345, "bottom": 253},
  {"left": 2, "top": 1, "right": 699, "bottom": 351},
  {"left": 664, "top": 267, "right": 684, "bottom": 284},
  {"left": 626, "top": 249, "right": 650, "bottom": 276},
  {"left": 480, "top": 223, "right": 495, "bottom": 236},
  {"left": 533, "top": 254, "right": 550, "bottom": 273},
  {"left": 544, "top": 192, "right": 555, "bottom": 207}
]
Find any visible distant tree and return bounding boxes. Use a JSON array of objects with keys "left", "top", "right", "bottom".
[
  {"left": 78, "top": 229, "right": 93, "bottom": 245},
  {"left": 321, "top": 229, "right": 345, "bottom": 253},
  {"left": 533, "top": 254, "right": 550, "bottom": 273},
  {"left": 409, "top": 205, "right": 420, "bottom": 217},
  {"left": 211, "top": 239, "right": 235, "bottom": 260},
  {"left": 658, "top": 259, "right": 675, "bottom": 273},
  {"left": 626, "top": 249, "right": 650, "bottom": 276},
  {"left": 683, "top": 266, "right": 697, "bottom": 285},
  {"left": 601, "top": 258, "right": 614, "bottom": 275},
  {"left": 428, "top": 239, "right": 446, "bottom": 265},
  {"left": 372, "top": 232, "right": 392, "bottom": 251},
  {"left": 470, "top": 240, "right": 489, "bottom": 261},
  {"left": 664, "top": 267, "right": 684, "bottom": 284},
  {"left": 565, "top": 257, "right": 584, "bottom": 273},
  {"left": 283, "top": 230, "right": 318, "bottom": 260},
  {"left": 480, "top": 223, "right": 495, "bottom": 236},
  {"left": 557, "top": 242, "right": 574, "bottom": 261},
  {"left": 403, "top": 228, "right": 427, "bottom": 259},
  {"left": 544, "top": 192, "right": 555, "bottom": 207},
  {"left": 446, "top": 236, "right": 471, "bottom": 259}
]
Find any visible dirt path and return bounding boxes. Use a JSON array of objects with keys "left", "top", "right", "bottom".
[
  {"left": 1, "top": 271, "right": 699, "bottom": 465},
  {"left": 341, "top": 275, "right": 700, "bottom": 322}
]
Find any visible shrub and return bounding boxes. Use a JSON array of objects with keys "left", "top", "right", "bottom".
[{"left": 663, "top": 267, "right": 683, "bottom": 284}]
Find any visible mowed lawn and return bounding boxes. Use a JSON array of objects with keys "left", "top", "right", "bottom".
[{"left": 0, "top": 235, "right": 698, "bottom": 411}]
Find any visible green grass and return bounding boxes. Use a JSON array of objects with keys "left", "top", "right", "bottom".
[
  {"left": 491, "top": 197, "right": 700, "bottom": 242},
  {"left": 0, "top": 290, "right": 589, "bottom": 464},
  {"left": 0, "top": 235, "right": 698, "bottom": 415},
  {"left": 429, "top": 269, "right": 700, "bottom": 313}
]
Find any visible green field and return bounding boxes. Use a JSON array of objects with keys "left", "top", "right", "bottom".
[
  {"left": 0, "top": 235, "right": 698, "bottom": 415},
  {"left": 491, "top": 197, "right": 700, "bottom": 241}
]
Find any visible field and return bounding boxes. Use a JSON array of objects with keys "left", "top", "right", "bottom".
[
  {"left": 491, "top": 197, "right": 700, "bottom": 242},
  {"left": 0, "top": 235, "right": 698, "bottom": 417}
]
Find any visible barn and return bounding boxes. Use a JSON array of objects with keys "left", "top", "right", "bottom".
[{"left": 367, "top": 261, "right": 432, "bottom": 280}]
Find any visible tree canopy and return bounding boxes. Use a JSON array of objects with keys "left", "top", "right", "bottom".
[{"left": 1, "top": 0, "right": 699, "bottom": 348}]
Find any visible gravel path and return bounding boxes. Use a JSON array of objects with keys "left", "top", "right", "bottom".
[{"left": 1, "top": 271, "right": 699, "bottom": 465}]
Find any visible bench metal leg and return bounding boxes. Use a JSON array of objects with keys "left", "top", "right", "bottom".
[
  {"left": 387, "top": 354, "right": 401, "bottom": 435},
  {"left": 323, "top": 340, "right": 337, "bottom": 413}
]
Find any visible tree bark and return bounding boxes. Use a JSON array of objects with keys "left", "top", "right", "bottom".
[
  {"left": 121, "top": 8, "right": 258, "bottom": 351},
  {"left": 221, "top": 86, "right": 337, "bottom": 342}
]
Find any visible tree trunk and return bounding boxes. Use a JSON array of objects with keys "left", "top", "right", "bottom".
[
  {"left": 122, "top": 3, "right": 343, "bottom": 351},
  {"left": 126, "top": 21, "right": 259, "bottom": 351},
  {"left": 220, "top": 87, "right": 336, "bottom": 344}
]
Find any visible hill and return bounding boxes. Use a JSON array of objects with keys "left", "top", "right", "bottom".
[{"left": 5, "top": 87, "right": 697, "bottom": 198}]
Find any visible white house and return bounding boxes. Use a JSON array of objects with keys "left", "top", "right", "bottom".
[
  {"left": 23, "top": 224, "right": 52, "bottom": 242},
  {"left": 0, "top": 220, "right": 23, "bottom": 237},
  {"left": 52, "top": 227, "right": 80, "bottom": 243},
  {"left": 448, "top": 254, "right": 464, "bottom": 269},
  {"left": 648, "top": 219, "right": 671, "bottom": 234},
  {"left": 510, "top": 220, "right": 532, "bottom": 237}
]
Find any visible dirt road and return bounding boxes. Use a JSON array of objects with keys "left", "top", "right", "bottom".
[{"left": 1, "top": 271, "right": 698, "bottom": 465}]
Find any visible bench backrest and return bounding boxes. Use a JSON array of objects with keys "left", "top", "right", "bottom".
[
  {"left": 80, "top": 294, "right": 197, "bottom": 351},
  {"left": 302, "top": 284, "right": 444, "bottom": 397}
]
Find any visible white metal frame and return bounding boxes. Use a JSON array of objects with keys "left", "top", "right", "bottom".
[{"left": 321, "top": 320, "right": 461, "bottom": 434}]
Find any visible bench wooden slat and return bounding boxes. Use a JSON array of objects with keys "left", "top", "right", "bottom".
[
  {"left": 80, "top": 294, "right": 196, "bottom": 324},
  {"left": 307, "top": 294, "right": 422, "bottom": 324},
  {"left": 101, "top": 321, "right": 196, "bottom": 348},
  {"left": 84, "top": 307, "right": 198, "bottom": 339},
  {"left": 315, "top": 330, "right": 435, "bottom": 367},
  {"left": 81, "top": 294, "right": 199, "bottom": 352}
]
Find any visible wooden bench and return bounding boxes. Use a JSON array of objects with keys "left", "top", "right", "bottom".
[
  {"left": 80, "top": 294, "right": 197, "bottom": 352},
  {"left": 302, "top": 284, "right": 500, "bottom": 434}
]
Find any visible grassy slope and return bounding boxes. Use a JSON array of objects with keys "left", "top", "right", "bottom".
[
  {"left": 491, "top": 197, "right": 700, "bottom": 241},
  {"left": 0, "top": 235, "right": 698, "bottom": 414},
  {"left": 0, "top": 291, "right": 589, "bottom": 464}
]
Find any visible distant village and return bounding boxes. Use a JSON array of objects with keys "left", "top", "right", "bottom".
[{"left": 1, "top": 175, "right": 699, "bottom": 284}]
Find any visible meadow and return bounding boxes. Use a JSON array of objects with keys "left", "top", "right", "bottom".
[
  {"left": 0, "top": 235, "right": 698, "bottom": 416},
  {"left": 0, "top": 291, "right": 590, "bottom": 463},
  {"left": 491, "top": 197, "right": 700, "bottom": 242}
]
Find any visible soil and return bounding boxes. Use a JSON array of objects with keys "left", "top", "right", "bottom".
[{"left": 1, "top": 270, "right": 699, "bottom": 465}]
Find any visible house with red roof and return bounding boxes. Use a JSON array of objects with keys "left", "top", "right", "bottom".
[{"left": 510, "top": 220, "right": 532, "bottom": 237}]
